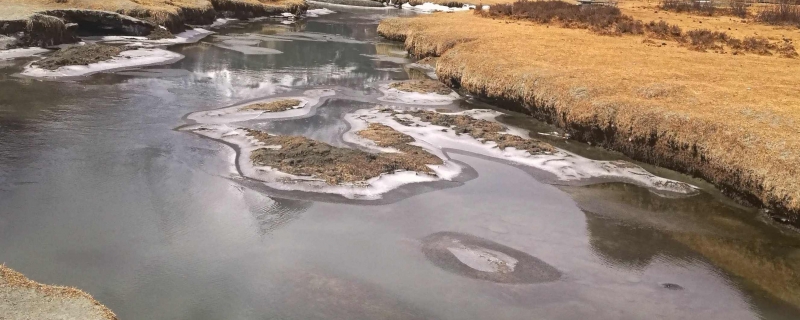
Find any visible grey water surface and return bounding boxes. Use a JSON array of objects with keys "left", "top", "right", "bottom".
[{"left": 1, "top": 7, "right": 799, "bottom": 320}]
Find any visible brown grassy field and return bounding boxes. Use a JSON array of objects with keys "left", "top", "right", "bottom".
[
  {"left": 0, "top": 0, "right": 306, "bottom": 32},
  {"left": 377, "top": 2, "right": 800, "bottom": 224},
  {"left": 1, "top": 264, "right": 117, "bottom": 320}
]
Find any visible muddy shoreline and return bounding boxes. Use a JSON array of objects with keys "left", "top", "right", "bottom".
[{"left": 377, "top": 22, "right": 800, "bottom": 229}]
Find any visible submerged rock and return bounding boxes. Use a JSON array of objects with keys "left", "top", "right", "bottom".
[{"left": 421, "top": 231, "right": 562, "bottom": 283}]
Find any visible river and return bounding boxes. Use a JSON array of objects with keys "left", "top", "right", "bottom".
[{"left": 1, "top": 6, "right": 799, "bottom": 320}]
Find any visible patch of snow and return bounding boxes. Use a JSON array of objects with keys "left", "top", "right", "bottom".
[
  {"left": 211, "top": 18, "right": 238, "bottom": 28},
  {"left": 305, "top": 8, "right": 336, "bottom": 17},
  {"left": 20, "top": 48, "right": 184, "bottom": 78},
  {"left": 98, "top": 28, "right": 214, "bottom": 46},
  {"left": 361, "top": 54, "right": 409, "bottom": 64},
  {"left": 377, "top": 84, "right": 459, "bottom": 105},
  {"left": 182, "top": 122, "right": 461, "bottom": 200},
  {"left": 0, "top": 48, "right": 51, "bottom": 61},
  {"left": 186, "top": 89, "right": 336, "bottom": 124},
  {"left": 401, "top": 2, "right": 476, "bottom": 13},
  {"left": 447, "top": 245, "right": 518, "bottom": 273},
  {"left": 354, "top": 108, "right": 699, "bottom": 195}
]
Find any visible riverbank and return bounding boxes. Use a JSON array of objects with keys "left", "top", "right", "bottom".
[
  {"left": 0, "top": 265, "right": 117, "bottom": 320},
  {"left": 0, "top": 0, "right": 307, "bottom": 47},
  {"left": 377, "top": 3, "right": 800, "bottom": 226}
]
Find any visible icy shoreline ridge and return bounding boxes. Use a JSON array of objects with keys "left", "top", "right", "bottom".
[
  {"left": 21, "top": 48, "right": 184, "bottom": 78},
  {"left": 182, "top": 102, "right": 697, "bottom": 200},
  {"left": 352, "top": 108, "right": 699, "bottom": 196}
]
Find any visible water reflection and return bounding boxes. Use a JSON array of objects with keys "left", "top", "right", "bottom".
[{"left": 571, "top": 182, "right": 800, "bottom": 316}]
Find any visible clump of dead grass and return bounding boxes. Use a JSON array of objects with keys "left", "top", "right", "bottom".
[
  {"left": 32, "top": 44, "right": 122, "bottom": 70},
  {"left": 244, "top": 126, "right": 443, "bottom": 185},
  {"left": 659, "top": 0, "right": 716, "bottom": 16},
  {"left": 474, "top": 0, "right": 797, "bottom": 57},
  {"left": 241, "top": 99, "right": 302, "bottom": 112},
  {"left": 388, "top": 79, "right": 452, "bottom": 95},
  {"left": 401, "top": 110, "right": 555, "bottom": 154},
  {"left": 146, "top": 27, "right": 174, "bottom": 40},
  {"left": 1, "top": 264, "right": 118, "bottom": 320},
  {"left": 756, "top": 0, "right": 800, "bottom": 27}
]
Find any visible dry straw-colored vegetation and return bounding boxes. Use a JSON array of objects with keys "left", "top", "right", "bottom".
[
  {"left": 0, "top": 0, "right": 306, "bottom": 33},
  {"left": 399, "top": 110, "right": 555, "bottom": 154},
  {"left": 245, "top": 126, "right": 442, "bottom": 184},
  {"left": 476, "top": 1, "right": 797, "bottom": 56},
  {"left": 241, "top": 99, "right": 302, "bottom": 112},
  {"left": 378, "top": 0, "right": 800, "bottom": 222},
  {"left": 33, "top": 44, "right": 122, "bottom": 70},
  {"left": 1, "top": 264, "right": 117, "bottom": 320},
  {"left": 389, "top": 79, "right": 453, "bottom": 95}
]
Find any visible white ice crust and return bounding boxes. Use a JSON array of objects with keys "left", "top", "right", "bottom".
[
  {"left": 211, "top": 18, "right": 238, "bottom": 28},
  {"left": 306, "top": 8, "right": 336, "bottom": 17},
  {"left": 401, "top": 3, "right": 484, "bottom": 13},
  {"left": 21, "top": 48, "right": 184, "bottom": 78},
  {"left": 182, "top": 121, "right": 461, "bottom": 200},
  {"left": 352, "top": 108, "right": 698, "bottom": 195},
  {"left": 98, "top": 28, "right": 214, "bottom": 47},
  {"left": 0, "top": 48, "right": 51, "bottom": 60},
  {"left": 377, "top": 84, "right": 459, "bottom": 105},
  {"left": 183, "top": 104, "right": 696, "bottom": 199},
  {"left": 447, "top": 245, "right": 518, "bottom": 273},
  {"left": 187, "top": 89, "right": 336, "bottom": 124}
]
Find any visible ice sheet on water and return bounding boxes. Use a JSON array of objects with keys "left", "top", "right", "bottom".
[
  {"left": 0, "top": 48, "right": 51, "bottom": 61},
  {"left": 186, "top": 89, "right": 336, "bottom": 124},
  {"left": 97, "top": 28, "right": 214, "bottom": 47},
  {"left": 305, "top": 8, "right": 336, "bottom": 17},
  {"left": 377, "top": 84, "right": 459, "bottom": 105},
  {"left": 20, "top": 48, "right": 184, "bottom": 78},
  {"left": 182, "top": 121, "right": 461, "bottom": 200},
  {"left": 354, "top": 108, "right": 699, "bottom": 196},
  {"left": 401, "top": 3, "right": 477, "bottom": 13}
]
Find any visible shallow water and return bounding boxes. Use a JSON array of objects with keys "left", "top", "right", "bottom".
[{"left": 1, "top": 7, "right": 799, "bottom": 320}]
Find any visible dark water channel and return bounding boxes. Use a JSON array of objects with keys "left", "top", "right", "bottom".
[{"left": 1, "top": 7, "right": 799, "bottom": 320}]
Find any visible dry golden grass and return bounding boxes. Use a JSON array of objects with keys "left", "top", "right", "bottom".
[
  {"left": 378, "top": 10, "right": 800, "bottom": 218},
  {"left": 389, "top": 79, "right": 453, "bottom": 95},
  {"left": 245, "top": 126, "right": 442, "bottom": 184},
  {"left": 1, "top": 264, "right": 118, "bottom": 320},
  {"left": 0, "top": 0, "right": 305, "bottom": 28},
  {"left": 401, "top": 110, "right": 555, "bottom": 154},
  {"left": 241, "top": 99, "right": 302, "bottom": 112},
  {"left": 620, "top": 0, "right": 800, "bottom": 41}
]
